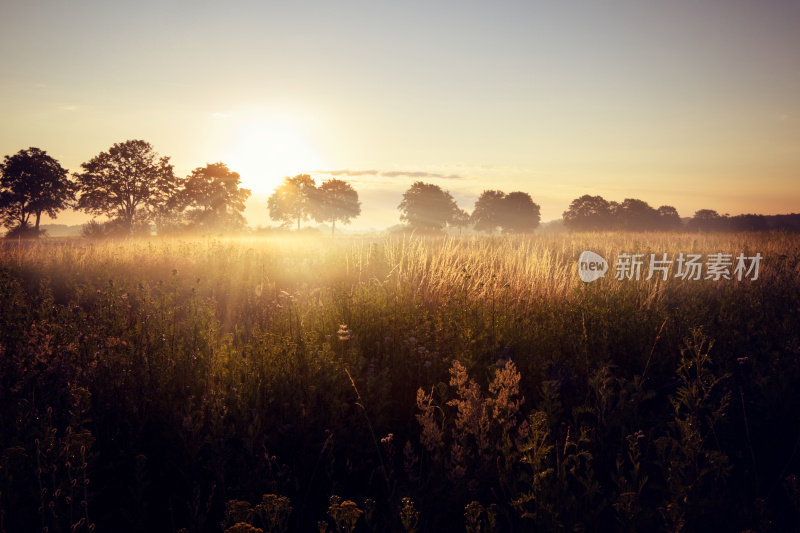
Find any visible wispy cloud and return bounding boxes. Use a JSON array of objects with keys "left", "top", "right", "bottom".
[
  {"left": 319, "top": 169, "right": 380, "bottom": 176},
  {"left": 381, "top": 171, "right": 463, "bottom": 179},
  {"left": 211, "top": 112, "right": 231, "bottom": 119},
  {"left": 59, "top": 105, "right": 78, "bottom": 112},
  {"left": 314, "top": 169, "right": 465, "bottom": 180}
]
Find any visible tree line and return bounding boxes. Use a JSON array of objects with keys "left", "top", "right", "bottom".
[
  {"left": 1, "top": 141, "right": 796, "bottom": 238},
  {"left": 0, "top": 141, "right": 252, "bottom": 238},
  {"left": 562, "top": 194, "right": 800, "bottom": 232}
]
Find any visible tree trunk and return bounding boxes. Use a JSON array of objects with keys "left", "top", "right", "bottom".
[
  {"left": 331, "top": 219, "right": 336, "bottom": 237},
  {"left": 297, "top": 216, "right": 300, "bottom": 231},
  {"left": 35, "top": 211, "right": 41, "bottom": 231}
]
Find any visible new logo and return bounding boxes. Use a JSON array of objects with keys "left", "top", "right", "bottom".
[{"left": 578, "top": 251, "right": 608, "bottom": 283}]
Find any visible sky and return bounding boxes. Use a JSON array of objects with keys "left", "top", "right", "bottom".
[{"left": 1, "top": 0, "right": 798, "bottom": 230}]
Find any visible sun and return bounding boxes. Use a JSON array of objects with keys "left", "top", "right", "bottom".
[{"left": 223, "top": 116, "right": 322, "bottom": 194}]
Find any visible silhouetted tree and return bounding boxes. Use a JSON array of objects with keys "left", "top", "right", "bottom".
[
  {"left": 267, "top": 174, "right": 317, "bottom": 230},
  {"left": 0, "top": 147, "right": 74, "bottom": 237},
  {"left": 179, "top": 163, "right": 251, "bottom": 231},
  {"left": 562, "top": 195, "right": 614, "bottom": 231},
  {"left": 688, "top": 209, "right": 722, "bottom": 232},
  {"left": 74, "top": 140, "right": 178, "bottom": 235},
  {"left": 398, "top": 181, "right": 460, "bottom": 232},
  {"left": 451, "top": 208, "right": 471, "bottom": 234},
  {"left": 471, "top": 190, "right": 506, "bottom": 234},
  {"left": 500, "top": 191, "right": 541, "bottom": 233},
  {"left": 657, "top": 205, "right": 682, "bottom": 231},
  {"left": 312, "top": 178, "right": 361, "bottom": 235},
  {"left": 617, "top": 198, "right": 660, "bottom": 231},
  {"left": 729, "top": 214, "right": 767, "bottom": 232}
]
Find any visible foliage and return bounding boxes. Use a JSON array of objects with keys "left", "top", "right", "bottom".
[
  {"left": 471, "top": 190, "right": 540, "bottom": 234},
  {"left": 312, "top": 179, "right": 361, "bottom": 235},
  {"left": 0, "top": 233, "right": 798, "bottom": 531},
  {"left": 450, "top": 208, "right": 471, "bottom": 234},
  {"left": 499, "top": 192, "right": 540, "bottom": 233},
  {"left": 470, "top": 190, "right": 505, "bottom": 234},
  {"left": 267, "top": 174, "right": 317, "bottom": 229},
  {"left": 616, "top": 198, "right": 661, "bottom": 231},
  {"left": 179, "top": 162, "right": 251, "bottom": 232},
  {"left": 398, "top": 181, "right": 461, "bottom": 233},
  {"left": 0, "top": 147, "right": 74, "bottom": 234},
  {"left": 658, "top": 205, "right": 682, "bottom": 231},
  {"left": 74, "top": 139, "right": 179, "bottom": 234},
  {"left": 563, "top": 194, "right": 616, "bottom": 231}
]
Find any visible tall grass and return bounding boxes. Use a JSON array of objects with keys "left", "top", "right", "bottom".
[{"left": 1, "top": 233, "right": 798, "bottom": 532}]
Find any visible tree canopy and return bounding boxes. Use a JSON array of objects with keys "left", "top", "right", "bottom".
[
  {"left": 687, "top": 209, "right": 722, "bottom": 232},
  {"left": 499, "top": 191, "right": 540, "bottom": 233},
  {"left": 398, "top": 181, "right": 460, "bottom": 232},
  {"left": 562, "top": 195, "right": 615, "bottom": 231},
  {"left": 179, "top": 163, "right": 251, "bottom": 231},
  {"left": 312, "top": 178, "right": 361, "bottom": 235},
  {"left": 657, "top": 205, "right": 682, "bottom": 231},
  {"left": 267, "top": 174, "right": 318, "bottom": 229},
  {"left": 616, "top": 198, "right": 660, "bottom": 231},
  {"left": 0, "top": 147, "right": 74, "bottom": 237},
  {"left": 470, "top": 190, "right": 506, "bottom": 234},
  {"left": 471, "top": 190, "right": 541, "bottom": 234},
  {"left": 563, "top": 195, "right": 688, "bottom": 232},
  {"left": 74, "top": 140, "right": 179, "bottom": 235}
]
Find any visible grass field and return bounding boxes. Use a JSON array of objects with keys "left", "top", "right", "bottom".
[{"left": 1, "top": 232, "right": 799, "bottom": 532}]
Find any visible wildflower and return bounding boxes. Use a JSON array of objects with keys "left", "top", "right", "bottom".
[
  {"left": 328, "top": 496, "right": 362, "bottom": 533},
  {"left": 399, "top": 497, "right": 419, "bottom": 533},
  {"left": 337, "top": 324, "right": 352, "bottom": 342},
  {"left": 416, "top": 388, "right": 444, "bottom": 451},
  {"left": 465, "top": 501, "right": 485, "bottom": 533}
]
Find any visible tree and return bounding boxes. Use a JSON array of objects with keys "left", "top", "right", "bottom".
[
  {"left": 397, "top": 181, "right": 460, "bottom": 233},
  {"left": 470, "top": 190, "right": 506, "bottom": 234},
  {"left": 451, "top": 208, "right": 471, "bottom": 235},
  {"left": 0, "top": 147, "right": 74, "bottom": 236},
  {"left": 562, "top": 195, "right": 614, "bottom": 231},
  {"left": 657, "top": 205, "right": 682, "bottom": 231},
  {"left": 730, "top": 214, "right": 767, "bottom": 232},
  {"left": 688, "top": 209, "right": 722, "bottom": 232},
  {"left": 617, "top": 198, "right": 660, "bottom": 231},
  {"left": 179, "top": 163, "right": 251, "bottom": 231},
  {"left": 267, "top": 174, "right": 317, "bottom": 230},
  {"left": 499, "top": 191, "right": 541, "bottom": 233},
  {"left": 312, "top": 178, "right": 361, "bottom": 236},
  {"left": 74, "top": 140, "right": 179, "bottom": 234}
]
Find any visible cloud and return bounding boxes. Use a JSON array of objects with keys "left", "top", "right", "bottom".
[
  {"left": 317, "top": 169, "right": 380, "bottom": 176},
  {"left": 314, "top": 169, "right": 464, "bottom": 180},
  {"left": 211, "top": 112, "right": 231, "bottom": 119}
]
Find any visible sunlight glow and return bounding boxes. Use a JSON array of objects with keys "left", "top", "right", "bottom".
[{"left": 223, "top": 115, "right": 322, "bottom": 194}]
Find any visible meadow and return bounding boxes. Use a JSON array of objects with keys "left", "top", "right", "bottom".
[{"left": 1, "top": 232, "right": 799, "bottom": 532}]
